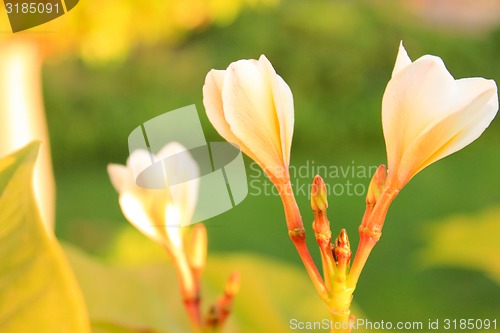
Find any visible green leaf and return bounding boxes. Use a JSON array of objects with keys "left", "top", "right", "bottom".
[
  {"left": 64, "top": 227, "right": 365, "bottom": 333},
  {"left": 418, "top": 207, "right": 500, "bottom": 283},
  {"left": 63, "top": 243, "right": 181, "bottom": 333},
  {"left": 0, "top": 143, "right": 91, "bottom": 333}
]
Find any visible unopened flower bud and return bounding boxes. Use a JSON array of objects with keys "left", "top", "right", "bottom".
[
  {"left": 206, "top": 271, "right": 240, "bottom": 329},
  {"left": 334, "top": 229, "right": 351, "bottom": 264},
  {"left": 187, "top": 223, "right": 207, "bottom": 275},
  {"left": 311, "top": 177, "right": 331, "bottom": 247},
  {"left": 311, "top": 175, "right": 328, "bottom": 212},
  {"left": 224, "top": 271, "right": 240, "bottom": 297},
  {"left": 366, "top": 165, "right": 387, "bottom": 206}
]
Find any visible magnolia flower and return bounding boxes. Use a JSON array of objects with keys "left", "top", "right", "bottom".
[
  {"left": 107, "top": 142, "right": 199, "bottom": 250},
  {"left": 203, "top": 55, "right": 294, "bottom": 183},
  {"left": 382, "top": 43, "right": 498, "bottom": 189}
]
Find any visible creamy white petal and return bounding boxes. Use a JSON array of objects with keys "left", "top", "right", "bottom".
[
  {"left": 158, "top": 142, "right": 199, "bottom": 226},
  {"left": 397, "top": 79, "right": 497, "bottom": 184},
  {"left": 110, "top": 144, "right": 202, "bottom": 242},
  {"left": 156, "top": 141, "right": 199, "bottom": 186},
  {"left": 222, "top": 59, "right": 283, "bottom": 172},
  {"left": 203, "top": 56, "right": 295, "bottom": 180},
  {"left": 166, "top": 225, "right": 183, "bottom": 249},
  {"left": 203, "top": 70, "right": 260, "bottom": 163},
  {"left": 260, "top": 54, "right": 294, "bottom": 168},
  {"left": 391, "top": 42, "right": 412, "bottom": 78},
  {"left": 119, "top": 192, "right": 162, "bottom": 243},
  {"left": 127, "top": 149, "right": 155, "bottom": 181},
  {"left": 107, "top": 163, "right": 131, "bottom": 192},
  {"left": 383, "top": 55, "right": 457, "bottom": 172},
  {"left": 421, "top": 79, "right": 497, "bottom": 167},
  {"left": 203, "top": 70, "right": 232, "bottom": 141},
  {"left": 156, "top": 141, "right": 187, "bottom": 160}
]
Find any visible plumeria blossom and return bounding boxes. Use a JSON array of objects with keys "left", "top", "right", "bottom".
[
  {"left": 203, "top": 54, "right": 294, "bottom": 183},
  {"left": 382, "top": 42, "right": 498, "bottom": 189},
  {"left": 107, "top": 142, "right": 199, "bottom": 250}
]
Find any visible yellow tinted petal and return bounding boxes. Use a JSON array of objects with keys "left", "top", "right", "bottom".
[
  {"left": 158, "top": 142, "right": 199, "bottom": 227},
  {"left": 119, "top": 192, "right": 163, "bottom": 243},
  {"left": 203, "top": 69, "right": 260, "bottom": 163},
  {"left": 127, "top": 149, "right": 154, "bottom": 181},
  {"left": 260, "top": 54, "right": 294, "bottom": 167},
  {"left": 391, "top": 41, "right": 412, "bottom": 78},
  {"left": 397, "top": 79, "right": 497, "bottom": 185},
  {"left": 107, "top": 163, "right": 131, "bottom": 192},
  {"left": 222, "top": 59, "right": 284, "bottom": 173},
  {"left": 383, "top": 55, "right": 457, "bottom": 174}
]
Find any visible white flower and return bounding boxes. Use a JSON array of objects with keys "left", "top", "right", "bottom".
[
  {"left": 203, "top": 55, "right": 294, "bottom": 183},
  {"left": 383, "top": 42, "right": 498, "bottom": 189},
  {"left": 107, "top": 142, "right": 199, "bottom": 249}
]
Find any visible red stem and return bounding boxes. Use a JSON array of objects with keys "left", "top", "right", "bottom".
[{"left": 277, "top": 179, "right": 329, "bottom": 300}]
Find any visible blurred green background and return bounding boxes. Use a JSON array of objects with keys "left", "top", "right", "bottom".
[{"left": 41, "top": 0, "right": 499, "bottom": 330}]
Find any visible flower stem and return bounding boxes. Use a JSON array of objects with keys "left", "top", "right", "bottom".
[
  {"left": 325, "top": 184, "right": 398, "bottom": 333},
  {"left": 345, "top": 232, "right": 377, "bottom": 291},
  {"left": 328, "top": 286, "right": 354, "bottom": 333},
  {"left": 328, "top": 229, "right": 354, "bottom": 333},
  {"left": 278, "top": 180, "right": 329, "bottom": 300},
  {"left": 319, "top": 240, "right": 336, "bottom": 293},
  {"left": 346, "top": 186, "right": 398, "bottom": 290},
  {"left": 312, "top": 211, "right": 336, "bottom": 293},
  {"left": 274, "top": 174, "right": 398, "bottom": 332},
  {"left": 169, "top": 248, "right": 202, "bottom": 331}
]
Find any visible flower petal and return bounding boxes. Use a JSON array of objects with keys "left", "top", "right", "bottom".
[
  {"left": 127, "top": 149, "right": 155, "bottom": 181},
  {"left": 391, "top": 42, "right": 412, "bottom": 78},
  {"left": 397, "top": 78, "right": 498, "bottom": 185},
  {"left": 157, "top": 142, "right": 199, "bottom": 226},
  {"left": 222, "top": 59, "right": 283, "bottom": 173},
  {"left": 156, "top": 141, "right": 188, "bottom": 160},
  {"left": 439, "top": 78, "right": 499, "bottom": 155},
  {"left": 156, "top": 141, "right": 199, "bottom": 184},
  {"left": 119, "top": 192, "right": 163, "bottom": 243},
  {"left": 203, "top": 69, "right": 260, "bottom": 164},
  {"left": 260, "top": 54, "right": 294, "bottom": 168},
  {"left": 383, "top": 55, "right": 457, "bottom": 172},
  {"left": 203, "top": 70, "right": 231, "bottom": 141},
  {"left": 107, "top": 163, "right": 131, "bottom": 192}
]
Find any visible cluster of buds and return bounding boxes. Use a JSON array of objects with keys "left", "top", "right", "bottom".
[
  {"left": 205, "top": 272, "right": 241, "bottom": 330},
  {"left": 183, "top": 224, "right": 240, "bottom": 330},
  {"left": 310, "top": 176, "right": 353, "bottom": 330},
  {"left": 311, "top": 176, "right": 353, "bottom": 283},
  {"left": 333, "top": 229, "right": 351, "bottom": 283}
]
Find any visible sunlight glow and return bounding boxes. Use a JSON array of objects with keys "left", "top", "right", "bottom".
[
  {"left": 165, "top": 204, "right": 182, "bottom": 248},
  {"left": 0, "top": 41, "right": 55, "bottom": 231},
  {"left": 120, "top": 193, "right": 159, "bottom": 241}
]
